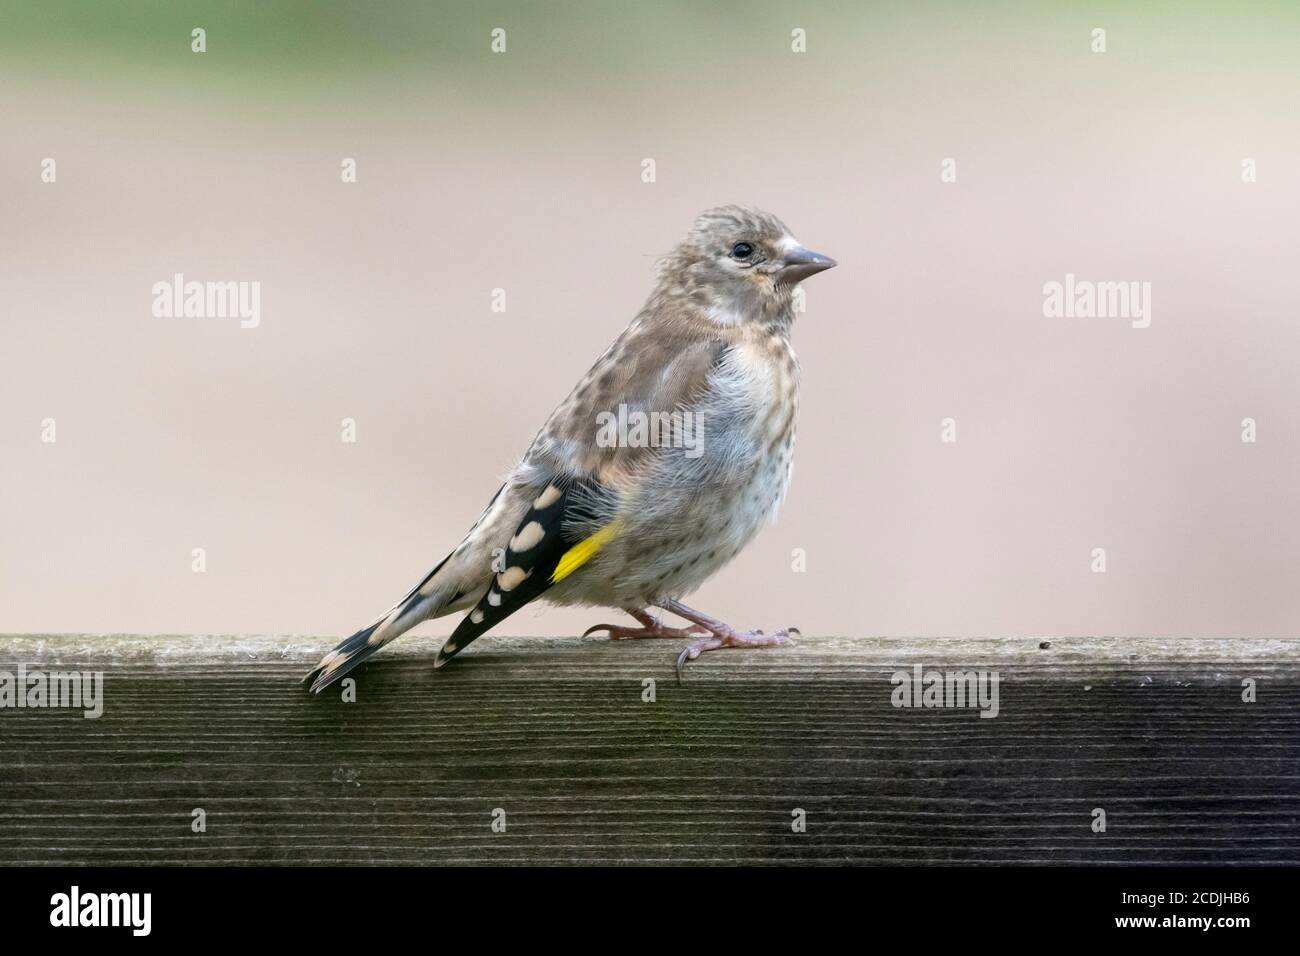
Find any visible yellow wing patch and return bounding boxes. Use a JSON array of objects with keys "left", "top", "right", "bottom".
[{"left": 551, "top": 520, "right": 623, "bottom": 584}]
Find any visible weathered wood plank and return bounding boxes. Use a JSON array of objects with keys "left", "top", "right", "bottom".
[{"left": 1, "top": 635, "right": 1297, "bottom": 865}]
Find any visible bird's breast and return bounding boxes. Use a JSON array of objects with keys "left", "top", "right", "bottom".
[
  {"left": 706, "top": 333, "right": 800, "bottom": 519},
  {"left": 736, "top": 333, "right": 800, "bottom": 446}
]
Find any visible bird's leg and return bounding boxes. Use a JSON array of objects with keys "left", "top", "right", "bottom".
[
  {"left": 582, "top": 607, "right": 710, "bottom": 641},
  {"left": 656, "top": 598, "right": 799, "bottom": 683}
]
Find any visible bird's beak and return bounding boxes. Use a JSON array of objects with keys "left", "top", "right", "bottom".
[{"left": 777, "top": 245, "right": 837, "bottom": 285}]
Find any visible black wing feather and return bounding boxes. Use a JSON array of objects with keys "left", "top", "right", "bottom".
[{"left": 434, "top": 478, "right": 602, "bottom": 667}]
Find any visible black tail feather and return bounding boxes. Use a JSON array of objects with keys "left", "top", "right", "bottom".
[{"left": 302, "top": 620, "right": 383, "bottom": 693}]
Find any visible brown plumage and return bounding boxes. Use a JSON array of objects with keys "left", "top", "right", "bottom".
[{"left": 305, "top": 205, "right": 836, "bottom": 692}]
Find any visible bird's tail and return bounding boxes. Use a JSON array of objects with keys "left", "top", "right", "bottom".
[
  {"left": 303, "top": 553, "right": 463, "bottom": 694},
  {"left": 301, "top": 618, "right": 389, "bottom": 694},
  {"left": 304, "top": 482, "right": 517, "bottom": 693}
]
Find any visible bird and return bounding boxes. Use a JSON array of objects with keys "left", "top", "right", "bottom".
[{"left": 304, "top": 205, "right": 836, "bottom": 693}]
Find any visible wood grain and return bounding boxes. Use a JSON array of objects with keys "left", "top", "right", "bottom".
[{"left": 1, "top": 634, "right": 1297, "bottom": 865}]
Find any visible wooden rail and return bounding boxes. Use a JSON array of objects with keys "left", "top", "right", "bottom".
[{"left": 2, "top": 634, "right": 1298, "bottom": 865}]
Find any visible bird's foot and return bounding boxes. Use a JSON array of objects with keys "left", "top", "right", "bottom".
[
  {"left": 654, "top": 599, "right": 799, "bottom": 683},
  {"left": 583, "top": 608, "right": 710, "bottom": 642},
  {"left": 675, "top": 626, "right": 800, "bottom": 684}
]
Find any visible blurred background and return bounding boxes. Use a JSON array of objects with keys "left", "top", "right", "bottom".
[{"left": 2, "top": 1, "right": 1298, "bottom": 642}]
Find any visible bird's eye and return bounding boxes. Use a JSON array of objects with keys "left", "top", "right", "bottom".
[{"left": 731, "top": 242, "right": 754, "bottom": 260}]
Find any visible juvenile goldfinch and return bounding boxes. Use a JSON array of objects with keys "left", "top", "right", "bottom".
[{"left": 305, "top": 205, "right": 835, "bottom": 692}]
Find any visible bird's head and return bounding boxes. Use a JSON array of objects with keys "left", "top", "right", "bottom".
[{"left": 663, "top": 205, "right": 836, "bottom": 327}]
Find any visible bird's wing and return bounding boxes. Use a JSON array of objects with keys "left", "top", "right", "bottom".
[
  {"left": 522, "top": 321, "right": 728, "bottom": 486},
  {"left": 434, "top": 477, "right": 605, "bottom": 666},
  {"left": 435, "top": 324, "right": 730, "bottom": 664}
]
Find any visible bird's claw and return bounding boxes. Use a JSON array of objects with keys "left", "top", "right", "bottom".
[
  {"left": 674, "top": 627, "right": 799, "bottom": 685},
  {"left": 586, "top": 620, "right": 710, "bottom": 641}
]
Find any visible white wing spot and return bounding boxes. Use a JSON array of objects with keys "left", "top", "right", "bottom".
[
  {"left": 498, "top": 566, "right": 532, "bottom": 591},
  {"left": 470, "top": 610, "right": 484, "bottom": 624},
  {"left": 533, "top": 485, "right": 562, "bottom": 509},
  {"left": 509, "top": 521, "right": 545, "bottom": 552}
]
